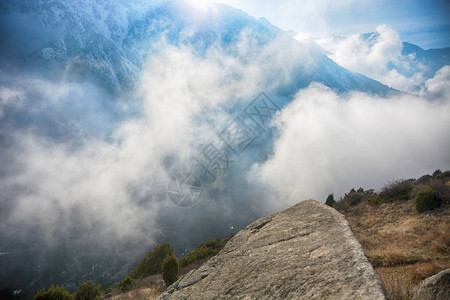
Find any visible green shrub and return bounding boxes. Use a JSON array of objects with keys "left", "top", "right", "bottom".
[
  {"left": 75, "top": 281, "right": 102, "bottom": 300},
  {"left": 33, "top": 285, "right": 74, "bottom": 300},
  {"left": 434, "top": 170, "right": 450, "bottom": 180},
  {"left": 325, "top": 193, "right": 335, "bottom": 207},
  {"left": 119, "top": 275, "right": 135, "bottom": 292},
  {"left": 180, "top": 247, "right": 218, "bottom": 267},
  {"left": 345, "top": 192, "right": 366, "bottom": 206},
  {"left": 130, "top": 243, "right": 175, "bottom": 278},
  {"left": 432, "top": 169, "right": 442, "bottom": 178},
  {"left": 180, "top": 238, "right": 228, "bottom": 267},
  {"left": 431, "top": 176, "right": 450, "bottom": 204},
  {"left": 415, "top": 174, "right": 432, "bottom": 184},
  {"left": 198, "top": 238, "right": 225, "bottom": 250},
  {"left": 162, "top": 255, "right": 179, "bottom": 287},
  {"left": 103, "top": 286, "right": 112, "bottom": 295},
  {"left": 368, "top": 195, "right": 382, "bottom": 205},
  {"left": 379, "top": 180, "right": 413, "bottom": 202},
  {"left": 414, "top": 188, "right": 440, "bottom": 213}
]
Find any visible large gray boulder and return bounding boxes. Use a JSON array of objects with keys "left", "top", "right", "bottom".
[
  {"left": 159, "top": 200, "right": 388, "bottom": 300},
  {"left": 413, "top": 268, "right": 450, "bottom": 300}
]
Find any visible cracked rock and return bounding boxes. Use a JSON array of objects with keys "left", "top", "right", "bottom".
[{"left": 158, "top": 200, "right": 388, "bottom": 300}]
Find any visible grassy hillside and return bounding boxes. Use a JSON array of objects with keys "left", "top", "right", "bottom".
[
  {"left": 102, "top": 237, "right": 232, "bottom": 300},
  {"left": 334, "top": 171, "right": 449, "bottom": 300}
]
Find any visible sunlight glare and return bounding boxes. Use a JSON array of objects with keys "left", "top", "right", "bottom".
[
  {"left": 190, "top": 0, "right": 215, "bottom": 10},
  {"left": 186, "top": 0, "right": 216, "bottom": 20}
]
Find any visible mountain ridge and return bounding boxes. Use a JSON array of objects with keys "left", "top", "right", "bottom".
[{"left": 0, "top": 0, "right": 395, "bottom": 96}]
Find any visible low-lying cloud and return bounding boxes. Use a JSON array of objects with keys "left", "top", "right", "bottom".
[
  {"left": 0, "top": 33, "right": 307, "bottom": 261},
  {"left": 252, "top": 83, "right": 450, "bottom": 209},
  {"left": 422, "top": 65, "right": 450, "bottom": 100},
  {"left": 315, "top": 25, "right": 426, "bottom": 93}
]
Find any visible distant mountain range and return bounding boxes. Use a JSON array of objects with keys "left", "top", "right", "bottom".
[
  {"left": 401, "top": 42, "right": 450, "bottom": 78},
  {"left": 361, "top": 32, "right": 450, "bottom": 81}
]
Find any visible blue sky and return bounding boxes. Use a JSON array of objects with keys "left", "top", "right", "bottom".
[{"left": 210, "top": 0, "right": 450, "bottom": 49}]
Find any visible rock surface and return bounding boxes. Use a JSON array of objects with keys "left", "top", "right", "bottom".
[
  {"left": 413, "top": 268, "right": 450, "bottom": 300},
  {"left": 158, "top": 200, "right": 388, "bottom": 299}
]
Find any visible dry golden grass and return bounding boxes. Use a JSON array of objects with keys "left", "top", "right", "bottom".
[
  {"left": 105, "top": 274, "right": 164, "bottom": 300},
  {"left": 108, "top": 287, "right": 161, "bottom": 300},
  {"left": 375, "top": 262, "right": 446, "bottom": 300},
  {"left": 375, "top": 266, "right": 416, "bottom": 300},
  {"left": 338, "top": 198, "right": 450, "bottom": 300}
]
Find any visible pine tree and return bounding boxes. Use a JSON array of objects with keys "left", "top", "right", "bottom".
[
  {"left": 162, "top": 255, "right": 179, "bottom": 287},
  {"left": 325, "top": 193, "right": 335, "bottom": 207}
]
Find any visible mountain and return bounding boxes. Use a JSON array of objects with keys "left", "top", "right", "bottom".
[
  {"left": 361, "top": 32, "right": 450, "bottom": 83},
  {"left": 401, "top": 42, "right": 450, "bottom": 79},
  {"left": 0, "top": 0, "right": 393, "bottom": 96}
]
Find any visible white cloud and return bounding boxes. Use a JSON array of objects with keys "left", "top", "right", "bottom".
[
  {"left": 252, "top": 83, "right": 450, "bottom": 209},
  {"left": 0, "top": 38, "right": 290, "bottom": 249},
  {"left": 0, "top": 87, "right": 24, "bottom": 118},
  {"left": 421, "top": 65, "right": 450, "bottom": 100},
  {"left": 315, "top": 25, "right": 425, "bottom": 93}
]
